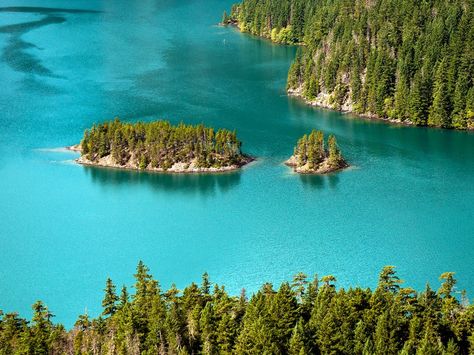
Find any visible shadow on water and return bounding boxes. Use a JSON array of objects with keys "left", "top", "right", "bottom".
[
  {"left": 1, "top": 16, "right": 66, "bottom": 77},
  {"left": 0, "top": 7, "right": 101, "bottom": 14},
  {"left": 82, "top": 165, "right": 242, "bottom": 196},
  {"left": 299, "top": 173, "right": 340, "bottom": 190},
  {"left": 0, "top": 7, "right": 101, "bottom": 78}
]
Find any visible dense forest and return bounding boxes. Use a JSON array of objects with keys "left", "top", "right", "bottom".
[
  {"left": 286, "top": 130, "right": 347, "bottom": 173},
  {"left": 225, "top": 0, "right": 474, "bottom": 129},
  {"left": 78, "top": 119, "right": 250, "bottom": 171},
  {"left": 1, "top": 263, "right": 473, "bottom": 354}
]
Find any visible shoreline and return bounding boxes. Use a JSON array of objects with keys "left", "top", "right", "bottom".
[
  {"left": 223, "top": 22, "right": 473, "bottom": 131},
  {"left": 66, "top": 145, "right": 254, "bottom": 174},
  {"left": 287, "top": 88, "right": 417, "bottom": 129}
]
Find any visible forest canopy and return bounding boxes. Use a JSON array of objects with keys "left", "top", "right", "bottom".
[
  {"left": 0, "top": 264, "right": 473, "bottom": 354},
  {"left": 227, "top": 0, "right": 474, "bottom": 129}
]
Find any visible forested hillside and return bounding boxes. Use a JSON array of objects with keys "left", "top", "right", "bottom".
[
  {"left": 227, "top": 0, "right": 474, "bottom": 129},
  {"left": 1, "top": 264, "right": 473, "bottom": 354}
]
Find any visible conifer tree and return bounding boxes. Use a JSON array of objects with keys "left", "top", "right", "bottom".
[
  {"left": 291, "top": 272, "right": 308, "bottom": 302},
  {"left": 378, "top": 266, "right": 403, "bottom": 294},
  {"left": 1, "top": 265, "right": 473, "bottom": 354},
  {"left": 31, "top": 301, "right": 52, "bottom": 354},
  {"left": 228, "top": 0, "right": 474, "bottom": 130},
  {"left": 428, "top": 58, "right": 451, "bottom": 127},
  {"left": 289, "top": 318, "right": 307, "bottom": 355},
  {"left": 201, "top": 272, "right": 211, "bottom": 296},
  {"left": 119, "top": 285, "right": 129, "bottom": 308},
  {"left": 102, "top": 277, "right": 119, "bottom": 317},
  {"left": 438, "top": 272, "right": 456, "bottom": 299}
]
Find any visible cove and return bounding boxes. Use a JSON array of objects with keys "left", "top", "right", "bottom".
[{"left": 0, "top": 0, "right": 473, "bottom": 327}]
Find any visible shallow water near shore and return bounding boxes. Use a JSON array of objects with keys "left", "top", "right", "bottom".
[{"left": 0, "top": 0, "right": 473, "bottom": 327}]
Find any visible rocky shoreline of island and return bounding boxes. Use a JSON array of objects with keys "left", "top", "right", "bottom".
[
  {"left": 68, "top": 144, "right": 253, "bottom": 174},
  {"left": 285, "top": 155, "right": 348, "bottom": 174}
]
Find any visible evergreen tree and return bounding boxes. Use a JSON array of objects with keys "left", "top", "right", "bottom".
[
  {"left": 102, "top": 277, "right": 119, "bottom": 317},
  {"left": 378, "top": 266, "right": 403, "bottom": 294},
  {"left": 31, "top": 301, "right": 52, "bottom": 354},
  {"left": 428, "top": 58, "right": 451, "bottom": 127},
  {"left": 119, "top": 285, "right": 129, "bottom": 308},
  {"left": 289, "top": 318, "right": 307, "bottom": 355},
  {"left": 1, "top": 266, "right": 472, "bottom": 354},
  {"left": 227, "top": 0, "right": 474, "bottom": 129},
  {"left": 438, "top": 272, "right": 456, "bottom": 299}
]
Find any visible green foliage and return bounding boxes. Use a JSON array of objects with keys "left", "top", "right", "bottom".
[
  {"left": 80, "top": 118, "right": 247, "bottom": 170},
  {"left": 1, "top": 265, "right": 473, "bottom": 354},
  {"left": 292, "top": 130, "right": 346, "bottom": 171},
  {"left": 229, "top": 0, "right": 474, "bottom": 129},
  {"left": 101, "top": 277, "right": 119, "bottom": 317}
]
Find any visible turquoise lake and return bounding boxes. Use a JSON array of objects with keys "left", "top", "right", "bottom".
[{"left": 0, "top": 0, "right": 473, "bottom": 327}]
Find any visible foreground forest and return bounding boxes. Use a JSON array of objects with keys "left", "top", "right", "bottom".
[
  {"left": 1, "top": 264, "right": 473, "bottom": 354},
  {"left": 226, "top": 0, "right": 474, "bottom": 129},
  {"left": 78, "top": 119, "right": 250, "bottom": 172}
]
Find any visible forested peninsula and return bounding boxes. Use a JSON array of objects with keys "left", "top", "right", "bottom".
[
  {"left": 71, "top": 119, "right": 252, "bottom": 173},
  {"left": 224, "top": 0, "right": 474, "bottom": 129},
  {"left": 1, "top": 264, "right": 473, "bottom": 354},
  {"left": 286, "top": 130, "right": 348, "bottom": 174}
]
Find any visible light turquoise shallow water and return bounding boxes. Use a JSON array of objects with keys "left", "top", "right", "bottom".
[{"left": 0, "top": 0, "right": 473, "bottom": 327}]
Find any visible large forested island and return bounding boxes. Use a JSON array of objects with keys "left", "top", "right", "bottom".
[
  {"left": 286, "top": 130, "right": 348, "bottom": 174},
  {"left": 73, "top": 119, "right": 252, "bottom": 173},
  {"left": 0, "top": 264, "right": 473, "bottom": 354},
  {"left": 225, "top": 0, "right": 474, "bottom": 129}
]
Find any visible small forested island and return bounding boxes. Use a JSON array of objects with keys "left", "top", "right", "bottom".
[
  {"left": 71, "top": 119, "right": 252, "bottom": 173},
  {"left": 224, "top": 0, "right": 474, "bottom": 129},
  {"left": 0, "top": 263, "right": 473, "bottom": 354},
  {"left": 286, "top": 130, "right": 348, "bottom": 174}
]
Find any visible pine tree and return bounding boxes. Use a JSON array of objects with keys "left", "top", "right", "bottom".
[
  {"left": 270, "top": 282, "right": 299, "bottom": 352},
  {"left": 409, "top": 72, "right": 427, "bottom": 125},
  {"left": 200, "top": 302, "right": 216, "bottom": 354},
  {"left": 31, "top": 301, "right": 52, "bottom": 354},
  {"left": 102, "top": 277, "right": 119, "bottom": 317},
  {"left": 428, "top": 58, "right": 451, "bottom": 127},
  {"left": 119, "top": 285, "right": 129, "bottom": 308},
  {"left": 201, "top": 272, "right": 211, "bottom": 296},
  {"left": 328, "top": 135, "right": 341, "bottom": 167},
  {"left": 378, "top": 266, "right": 403, "bottom": 294},
  {"left": 289, "top": 318, "right": 307, "bottom": 355},
  {"left": 291, "top": 272, "right": 308, "bottom": 302},
  {"left": 394, "top": 76, "right": 410, "bottom": 120},
  {"left": 438, "top": 272, "right": 456, "bottom": 299}
]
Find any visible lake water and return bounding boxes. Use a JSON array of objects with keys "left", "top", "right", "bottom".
[{"left": 0, "top": 0, "right": 473, "bottom": 327}]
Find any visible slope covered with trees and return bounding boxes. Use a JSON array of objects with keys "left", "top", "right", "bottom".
[
  {"left": 1, "top": 263, "right": 473, "bottom": 354},
  {"left": 226, "top": 0, "right": 474, "bottom": 129},
  {"left": 286, "top": 130, "right": 347, "bottom": 174},
  {"left": 76, "top": 119, "right": 252, "bottom": 173}
]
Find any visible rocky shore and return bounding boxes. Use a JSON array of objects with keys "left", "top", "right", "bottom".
[
  {"left": 285, "top": 154, "right": 348, "bottom": 174},
  {"left": 67, "top": 145, "right": 253, "bottom": 174},
  {"left": 287, "top": 87, "right": 415, "bottom": 127}
]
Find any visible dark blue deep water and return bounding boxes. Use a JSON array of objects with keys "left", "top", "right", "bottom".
[{"left": 0, "top": 0, "right": 473, "bottom": 326}]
